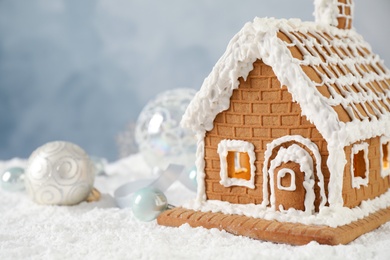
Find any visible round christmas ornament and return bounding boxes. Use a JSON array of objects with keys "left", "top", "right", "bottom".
[
  {"left": 135, "top": 88, "right": 197, "bottom": 172},
  {"left": 25, "top": 141, "right": 96, "bottom": 205},
  {"left": 1, "top": 167, "right": 25, "bottom": 192},
  {"left": 130, "top": 187, "right": 168, "bottom": 222}
]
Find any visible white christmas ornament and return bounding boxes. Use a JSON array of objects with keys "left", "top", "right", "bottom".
[
  {"left": 25, "top": 141, "right": 95, "bottom": 205},
  {"left": 135, "top": 88, "right": 197, "bottom": 171}
]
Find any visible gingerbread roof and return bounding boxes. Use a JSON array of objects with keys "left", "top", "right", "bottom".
[{"left": 181, "top": 17, "right": 390, "bottom": 147}]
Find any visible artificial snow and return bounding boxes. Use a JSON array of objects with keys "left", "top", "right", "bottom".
[{"left": 0, "top": 154, "right": 389, "bottom": 259}]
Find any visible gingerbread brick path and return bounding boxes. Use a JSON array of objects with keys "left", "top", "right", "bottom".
[{"left": 157, "top": 207, "right": 390, "bottom": 245}]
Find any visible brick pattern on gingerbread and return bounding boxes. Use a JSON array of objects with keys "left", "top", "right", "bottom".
[{"left": 204, "top": 60, "right": 330, "bottom": 211}]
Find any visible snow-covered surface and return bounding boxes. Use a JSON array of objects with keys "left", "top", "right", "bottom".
[{"left": 1, "top": 154, "right": 390, "bottom": 259}]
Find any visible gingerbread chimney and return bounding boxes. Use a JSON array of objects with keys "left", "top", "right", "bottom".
[{"left": 314, "top": 0, "right": 354, "bottom": 29}]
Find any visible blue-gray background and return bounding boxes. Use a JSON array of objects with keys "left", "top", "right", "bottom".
[{"left": 0, "top": 0, "right": 389, "bottom": 161}]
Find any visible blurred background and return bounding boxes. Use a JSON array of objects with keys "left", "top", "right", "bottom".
[{"left": 0, "top": 0, "right": 389, "bottom": 161}]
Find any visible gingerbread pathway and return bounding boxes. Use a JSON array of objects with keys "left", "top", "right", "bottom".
[{"left": 157, "top": 207, "right": 390, "bottom": 245}]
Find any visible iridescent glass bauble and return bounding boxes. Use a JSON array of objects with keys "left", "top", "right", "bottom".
[
  {"left": 130, "top": 187, "right": 168, "bottom": 221},
  {"left": 1, "top": 167, "right": 25, "bottom": 192},
  {"left": 135, "top": 88, "right": 197, "bottom": 171},
  {"left": 25, "top": 141, "right": 95, "bottom": 205}
]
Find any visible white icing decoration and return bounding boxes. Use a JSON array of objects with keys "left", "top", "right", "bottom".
[
  {"left": 380, "top": 136, "right": 390, "bottom": 177},
  {"left": 314, "top": 0, "right": 339, "bottom": 27},
  {"left": 350, "top": 142, "right": 369, "bottom": 188},
  {"left": 314, "top": 0, "right": 354, "bottom": 28},
  {"left": 217, "top": 140, "right": 256, "bottom": 189},
  {"left": 269, "top": 144, "right": 315, "bottom": 214},
  {"left": 181, "top": 6, "right": 390, "bottom": 226},
  {"left": 194, "top": 132, "right": 207, "bottom": 204},
  {"left": 277, "top": 169, "right": 296, "bottom": 191},
  {"left": 263, "top": 135, "right": 326, "bottom": 210}
]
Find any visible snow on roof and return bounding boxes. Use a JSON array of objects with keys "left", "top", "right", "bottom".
[{"left": 181, "top": 17, "right": 390, "bottom": 146}]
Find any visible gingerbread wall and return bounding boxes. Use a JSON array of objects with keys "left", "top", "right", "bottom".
[
  {"left": 203, "top": 59, "right": 330, "bottom": 210},
  {"left": 342, "top": 137, "right": 390, "bottom": 208}
]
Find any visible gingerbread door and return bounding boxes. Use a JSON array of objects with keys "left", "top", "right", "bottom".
[
  {"left": 268, "top": 143, "right": 316, "bottom": 214},
  {"left": 273, "top": 161, "right": 306, "bottom": 211}
]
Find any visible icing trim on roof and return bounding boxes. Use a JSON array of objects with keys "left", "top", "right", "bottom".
[{"left": 181, "top": 17, "right": 390, "bottom": 147}]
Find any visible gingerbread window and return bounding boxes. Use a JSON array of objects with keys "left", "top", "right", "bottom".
[
  {"left": 380, "top": 136, "right": 390, "bottom": 177},
  {"left": 277, "top": 169, "right": 296, "bottom": 191},
  {"left": 217, "top": 140, "right": 256, "bottom": 189},
  {"left": 350, "top": 142, "right": 369, "bottom": 188},
  {"left": 227, "top": 151, "right": 251, "bottom": 180}
]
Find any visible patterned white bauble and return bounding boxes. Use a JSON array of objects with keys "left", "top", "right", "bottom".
[
  {"left": 25, "top": 141, "right": 95, "bottom": 205},
  {"left": 135, "top": 88, "right": 197, "bottom": 171}
]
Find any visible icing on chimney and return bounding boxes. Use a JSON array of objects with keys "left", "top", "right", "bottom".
[{"left": 314, "top": 0, "right": 354, "bottom": 29}]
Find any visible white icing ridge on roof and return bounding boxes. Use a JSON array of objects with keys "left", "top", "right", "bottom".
[{"left": 181, "top": 17, "right": 390, "bottom": 147}]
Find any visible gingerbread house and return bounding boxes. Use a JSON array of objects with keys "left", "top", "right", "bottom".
[{"left": 158, "top": 0, "right": 390, "bottom": 245}]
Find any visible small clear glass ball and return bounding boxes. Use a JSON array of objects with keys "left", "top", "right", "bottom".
[
  {"left": 90, "top": 156, "right": 107, "bottom": 176},
  {"left": 135, "top": 88, "right": 197, "bottom": 171},
  {"left": 1, "top": 167, "right": 25, "bottom": 192},
  {"left": 131, "top": 187, "right": 168, "bottom": 221}
]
